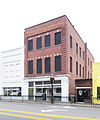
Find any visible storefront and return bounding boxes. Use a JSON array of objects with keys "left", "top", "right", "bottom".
[
  {"left": 93, "top": 62, "right": 100, "bottom": 104},
  {"left": 24, "top": 74, "right": 69, "bottom": 102},
  {"left": 3, "top": 87, "right": 21, "bottom": 96},
  {"left": 75, "top": 79, "right": 92, "bottom": 103}
]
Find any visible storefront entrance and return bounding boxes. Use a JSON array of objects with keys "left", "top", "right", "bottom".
[{"left": 77, "top": 89, "right": 91, "bottom": 102}]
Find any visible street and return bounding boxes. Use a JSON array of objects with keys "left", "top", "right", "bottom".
[{"left": 0, "top": 102, "right": 100, "bottom": 120}]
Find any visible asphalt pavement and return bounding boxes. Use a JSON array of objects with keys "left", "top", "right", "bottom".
[{"left": 0, "top": 101, "right": 100, "bottom": 120}]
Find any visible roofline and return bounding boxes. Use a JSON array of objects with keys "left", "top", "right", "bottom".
[
  {"left": 87, "top": 47, "right": 94, "bottom": 60},
  {"left": 25, "top": 15, "right": 94, "bottom": 59},
  {"left": 2, "top": 46, "right": 24, "bottom": 53},
  {"left": 25, "top": 15, "right": 66, "bottom": 30},
  {"left": 25, "top": 15, "right": 85, "bottom": 45}
]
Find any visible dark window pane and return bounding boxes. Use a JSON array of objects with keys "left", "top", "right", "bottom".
[
  {"left": 56, "top": 88, "right": 61, "bottom": 93},
  {"left": 76, "top": 61, "right": 78, "bottom": 75},
  {"left": 44, "top": 81, "right": 51, "bottom": 84},
  {"left": 97, "top": 87, "right": 100, "bottom": 99},
  {"left": 45, "top": 57, "right": 51, "bottom": 73},
  {"left": 37, "top": 59, "right": 42, "bottom": 73},
  {"left": 83, "top": 67, "right": 84, "bottom": 78},
  {"left": 28, "top": 40, "right": 33, "bottom": 51},
  {"left": 88, "top": 58, "right": 89, "bottom": 66},
  {"left": 55, "top": 32, "right": 61, "bottom": 45},
  {"left": 88, "top": 71, "right": 89, "bottom": 78},
  {"left": 70, "top": 35, "right": 72, "bottom": 48},
  {"left": 79, "top": 64, "right": 81, "bottom": 77},
  {"left": 36, "top": 37, "right": 42, "bottom": 49},
  {"left": 70, "top": 57, "right": 72, "bottom": 73},
  {"left": 28, "top": 60, "right": 33, "bottom": 74},
  {"left": 55, "top": 55, "right": 61, "bottom": 72},
  {"left": 29, "top": 82, "right": 34, "bottom": 87},
  {"left": 54, "top": 80, "right": 61, "bottom": 84},
  {"left": 35, "top": 81, "right": 42, "bottom": 85},
  {"left": 83, "top": 51, "right": 84, "bottom": 60},
  {"left": 76, "top": 43, "right": 78, "bottom": 55},
  {"left": 45, "top": 35, "right": 50, "bottom": 47},
  {"left": 79, "top": 47, "right": 81, "bottom": 57}
]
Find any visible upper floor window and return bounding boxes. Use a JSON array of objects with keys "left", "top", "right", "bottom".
[
  {"left": 70, "top": 56, "right": 72, "bottom": 73},
  {"left": 70, "top": 35, "right": 72, "bottom": 48},
  {"left": 76, "top": 61, "right": 78, "bottom": 75},
  {"left": 88, "top": 71, "right": 89, "bottom": 78},
  {"left": 76, "top": 43, "right": 78, "bottom": 55},
  {"left": 36, "top": 37, "right": 42, "bottom": 49},
  {"left": 79, "top": 47, "right": 81, "bottom": 57},
  {"left": 45, "top": 35, "right": 50, "bottom": 47},
  {"left": 37, "top": 59, "right": 42, "bottom": 74},
  {"left": 90, "top": 61, "right": 92, "bottom": 68},
  {"left": 55, "top": 55, "right": 61, "bottom": 72},
  {"left": 79, "top": 64, "right": 81, "bottom": 77},
  {"left": 28, "top": 60, "right": 33, "bottom": 74},
  {"left": 28, "top": 40, "right": 33, "bottom": 51},
  {"left": 88, "top": 58, "right": 89, "bottom": 66},
  {"left": 45, "top": 57, "right": 51, "bottom": 73},
  {"left": 55, "top": 32, "right": 61, "bottom": 45},
  {"left": 83, "top": 51, "right": 84, "bottom": 60},
  {"left": 83, "top": 67, "right": 84, "bottom": 78}
]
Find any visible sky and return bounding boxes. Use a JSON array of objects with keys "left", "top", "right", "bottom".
[{"left": 0, "top": 0, "right": 100, "bottom": 62}]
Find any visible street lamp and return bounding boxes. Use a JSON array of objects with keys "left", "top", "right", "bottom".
[{"left": 50, "top": 74, "right": 55, "bottom": 104}]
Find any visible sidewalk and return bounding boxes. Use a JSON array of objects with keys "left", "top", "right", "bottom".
[
  {"left": 0, "top": 100, "right": 100, "bottom": 108},
  {"left": 55, "top": 102, "right": 100, "bottom": 108}
]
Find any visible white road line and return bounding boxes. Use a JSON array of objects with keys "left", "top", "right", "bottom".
[{"left": 41, "top": 109, "right": 67, "bottom": 112}]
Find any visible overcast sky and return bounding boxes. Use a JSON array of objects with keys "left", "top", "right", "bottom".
[{"left": 0, "top": 0, "right": 100, "bottom": 62}]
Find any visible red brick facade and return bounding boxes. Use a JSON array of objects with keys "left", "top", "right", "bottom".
[{"left": 24, "top": 15, "right": 94, "bottom": 95}]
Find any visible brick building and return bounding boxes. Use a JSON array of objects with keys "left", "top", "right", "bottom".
[{"left": 24, "top": 15, "right": 94, "bottom": 99}]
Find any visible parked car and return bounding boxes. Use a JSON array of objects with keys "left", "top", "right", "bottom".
[{"left": 10, "top": 91, "right": 21, "bottom": 96}]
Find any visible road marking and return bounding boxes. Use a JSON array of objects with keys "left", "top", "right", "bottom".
[
  {"left": 51, "top": 106, "right": 76, "bottom": 109},
  {"left": 0, "top": 108, "right": 100, "bottom": 120},
  {"left": 41, "top": 109, "right": 67, "bottom": 112},
  {"left": 0, "top": 112, "right": 52, "bottom": 120}
]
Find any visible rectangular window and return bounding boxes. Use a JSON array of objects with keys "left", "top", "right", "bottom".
[
  {"left": 56, "top": 88, "right": 61, "bottom": 93},
  {"left": 88, "top": 58, "right": 89, "bottom": 66},
  {"left": 37, "top": 59, "right": 42, "bottom": 74},
  {"left": 55, "top": 32, "right": 61, "bottom": 45},
  {"left": 36, "top": 37, "right": 42, "bottom": 49},
  {"left": 29, "top": 82, "right": 34, "bottom": 87},
  {"left": 45, "top": 35, "right": 50, "bottom": 47},
  {"left": 76, "top": 43, "right": 78, "bottom": 55},
  {"left": 79, "top": 64, "right": 81, "bottom": 77},
  {"left": 76, "top": 61, "right": 78, "bottom": 75},
  {"left": 90, "top": 61, "right": 92, "bottom": 68},
  {"left": 28, "top": 60, "right": 33, "bottom": 74},
  {"left": 97, "top": 87, "right": 100, "bottom": 100},
  {"left": 79, "top": 47, "right": 81, "bottom": 57},
  {"left": 28, "top": 40, "right": 33, "bottom": 51},
  {"left": 45, "top": 57, "right": 51, "bottom": 73},
  {"left": 70, "top": 56, "right": 72, "bottom": 73},
  {"left": 83, "top": 67, "right": 84, "bottom": 78},
  {"left": 55, "top": 55, "right": 61, "bottom": 72},
  {"left": 83, "top": 51, "right": 84, "bottom": 60},
  {"left": 70, "top": 35, "right": 72, "bottom": 48},
  {"left": 88, "top": 71, "right": 89, "bottom": 78}
]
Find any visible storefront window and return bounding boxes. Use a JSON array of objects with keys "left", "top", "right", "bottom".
[
  {"left": 56, "top": 88, "right": 61, "bottom": 93},
  {"left": 36, "top": 88, "right": 43, "bottom": 93},
  {"left": 3, "top": 87, "right": 21, "bottom": 96},
  {"left": 97, "top": 87, "right": 100, "bottom": 100}
]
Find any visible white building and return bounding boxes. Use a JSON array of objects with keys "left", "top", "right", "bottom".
[
  {"left": 24, "top": 74, "right": 69, "bottom": 102},
  {"left": 0, "top": 47, "right": 69, "bottom": 102},
  {"left": 0, "top": 47, "right": 24, "bottom": 96}
]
